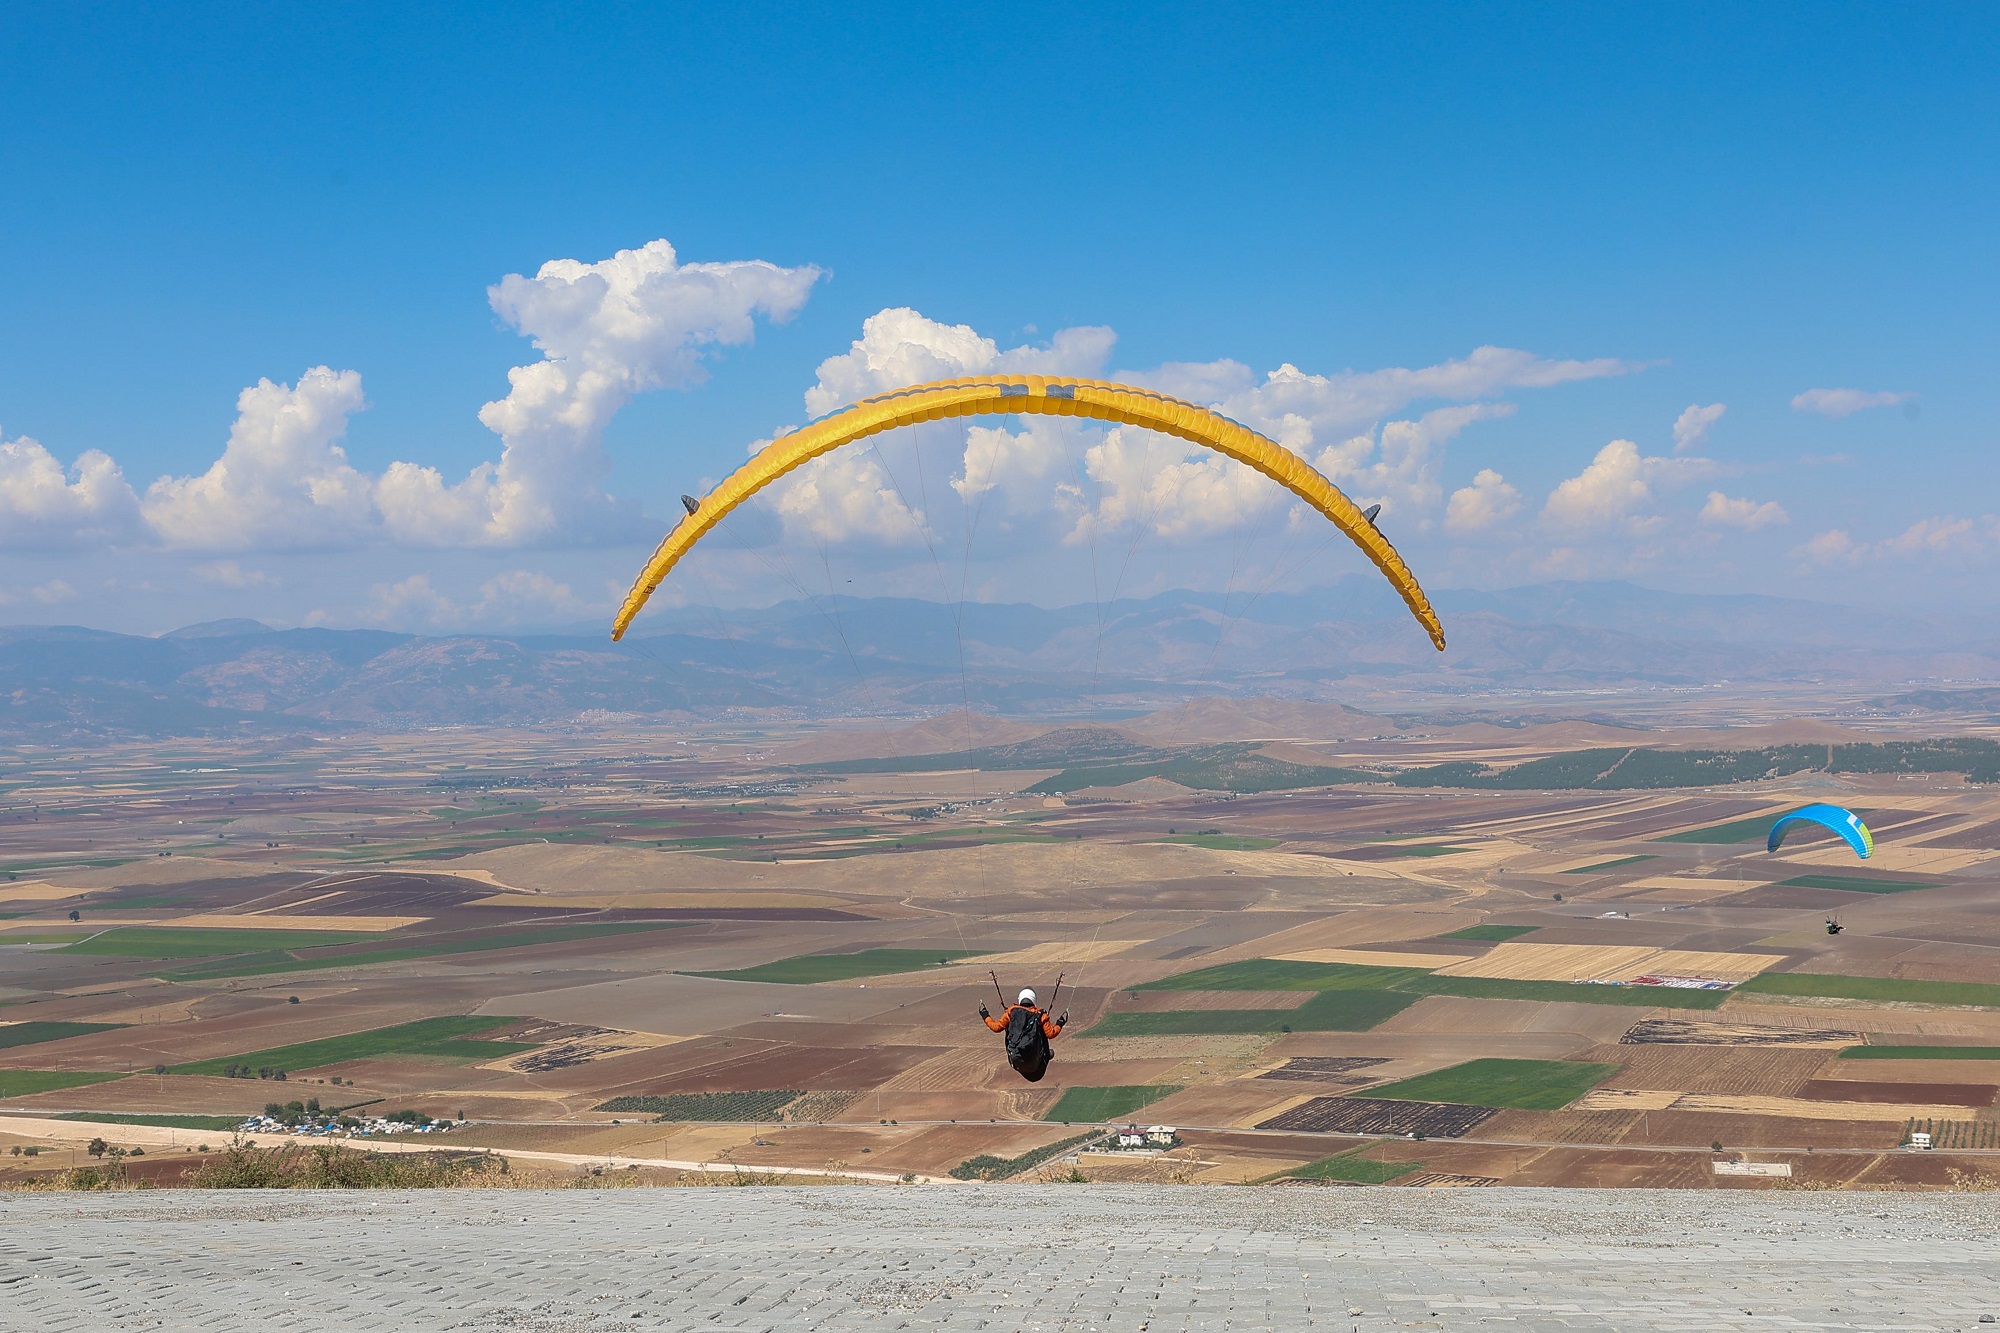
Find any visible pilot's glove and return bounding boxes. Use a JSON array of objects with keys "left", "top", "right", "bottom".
[
  {"left": 978, "top": 1004, "right": 991, "bottom": 1019},
  {"left": 1057, "top": 1011, "right": 1069, "bottom": 1027}
]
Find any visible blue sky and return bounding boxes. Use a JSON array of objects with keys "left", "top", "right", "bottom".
[{"left": 1, "top": 2, "right": 1993, "bottom": 634}]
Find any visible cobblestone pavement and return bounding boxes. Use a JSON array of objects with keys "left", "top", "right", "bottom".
[{"left": 3, "top": 1186, "right": 1997, "bottom": 1332}]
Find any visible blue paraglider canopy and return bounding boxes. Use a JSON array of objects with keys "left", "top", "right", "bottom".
[{"left": 1767, "top": 804, "right": 1874, "bottom": 860}]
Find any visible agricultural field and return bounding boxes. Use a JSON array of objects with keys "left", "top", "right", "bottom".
[
  {"left": 1357, "top": 1059, "right": 1620, "bottom": 1111},
  {"left": 1043, "top": 1086, "right": 1183, "bottom": 1123},
  {"left": 687, "top": 950, "right": 982, "bottom": 985},
  {"left": 170, "top": 1017, "right": 532, "bottom": 1076},
  {"left": 0, "top": 704, "right": 1996, "bottom": 1190},
  {"left": 1257, "top": 1097, "right": 1500, "bottom": 1138}
]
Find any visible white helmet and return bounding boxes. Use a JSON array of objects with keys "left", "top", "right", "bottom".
[{"left": 1018, "top": 989, "right": 1037, "bottom": 1005}]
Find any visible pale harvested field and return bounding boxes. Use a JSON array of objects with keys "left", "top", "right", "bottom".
[
  {"left": 1577, "top": 1089, "right": 1679, "bottom": 1111},
  {"left": 1666, "top": 1092, "right": 1982, "bottom": 1122},
  {"left": 951, "top": 939, "right": 1143, "bottom": 968},
  {"left": 0, "top": 882, "right": 87, "bottom": 904},
  {"left": 1610, "top": 949, "right": 1784, "bottom": 982},
  {"left": 1727, "top": 1001, "right": 2000, "bottom": 1041},
  {"left": 1375, "top": 995, "right": 1562, "bottom": 1036},
  {"left": 1141, "top": 1083, "right": 1311, "bottom": 1128},
  {"left": 1778, "top": 843, "right": 1992, "bottom": 874},
  {"left": 1437, "top": 943, "right": 1781, "bottom": 983},
  {"left": 57, "top": 992, "right": 208, "bottom": 1026},
  {"left": 1438, "top": 943, "right": 1661, "bottom": 982},
  {"left": 168, "top": 913, "right": 430, "bottom": 931},
  {"left": 1208, "top": 907, "right": 1481, "bottom": 962}
]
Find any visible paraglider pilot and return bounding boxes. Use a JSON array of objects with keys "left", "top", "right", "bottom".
[{"left": 982, "top": 987, "right": 1066, "bottom": 1082}]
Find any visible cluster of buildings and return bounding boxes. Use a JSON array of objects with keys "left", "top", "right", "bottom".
[{"left": 234, "top": 1112, "right": 460, "bottom": 1138}]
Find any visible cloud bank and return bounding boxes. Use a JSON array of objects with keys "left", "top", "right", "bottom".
[{"left": 0, "top": 240, "right": 821, "bottom": 554}]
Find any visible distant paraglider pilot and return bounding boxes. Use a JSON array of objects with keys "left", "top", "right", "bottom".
[{"left": 982, "top": 988, "right": 1066, "bottom": 1082}]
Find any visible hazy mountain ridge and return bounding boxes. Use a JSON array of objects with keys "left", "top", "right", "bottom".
[{"left": 0, "top": 581, "right": 1993, "bottom": 737}]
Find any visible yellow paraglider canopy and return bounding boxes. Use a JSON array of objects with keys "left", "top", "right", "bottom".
[{"left": 612, "top": 374, "right": 1447, "bottom": 650}]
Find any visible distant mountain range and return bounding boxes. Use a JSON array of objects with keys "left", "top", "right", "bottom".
[{"left": 1, "top": 579, "right": 1994, "bottom": 737}]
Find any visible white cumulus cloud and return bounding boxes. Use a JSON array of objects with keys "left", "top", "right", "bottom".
[
  {"left": 1312, "top": 403, "right": 1515, "bottom": 524},
  {"left": 1672, "top": 403, "right": 1726, "bottom": 454},
  {"left": 1791, "top": 387, "right": 1916, "bottom": 417},
  {"left": 804, "top": 308, "right": 1115, "bottom": 417},
  {"left": 143, "top": 367, "right": 376, "bottom": 551},
  {"left": 4, "top": 239, "right": 823, "bottom": 557},
  {"left": 0, "top": 431, "right": 145, "bottom": 549},
  {"left": 1698, "top": 491, "right": 1788, "bottom": 530},
  {"left": 1446, "top": 468, "right": 1522, "bottom": 535},
  {"left": 771, "top": 323, "right": 1639, "bottom": 550},
  {"left": 1542, "top": 440, "right": 1716, "bottom": 534},
  {"left": 424, "top": 239, "right": 822, "bottom": 546}
]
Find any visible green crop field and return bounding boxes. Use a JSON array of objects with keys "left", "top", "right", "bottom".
[
  {"left": 1840, "top": 1045, "right": 2000, "bottom": 1060},
  {"left": 687, "top": 949, "right": 981, "bottom": 985},
  {"left": 166, "top": 922, "right": 683, "bottom": 980},
  {"left": 1652, "top": 815, "right": 1775, "bottom": 844},
  {"left": 1282, "top": 1149, "right": 1418, "bottom": 1184},
  {"left": 1398, "top": 975, "right": 1729, "bottom": 1009},
  {"left": 594, "top": 1091, "right": 801, "bottom": 1120},
  {"left": 1137, "top": 959, "right": 1433, "bottom": 992},
  {"left": 1043, "top": 1085, "right": 1183, "bottom": 1123},
  {"left": 1359, "top": 1058, "right": 1619, "bottom": 1110},
  {"left": 55, "top": 1111, "right": 246, "bottom": 1130},
  {"left": 0, "top": 1070, "right": 124, "bottom": 1096},
  {"left": 1740, "top": 974, "right": 2000, "bottom": 1008},
  {"left": 60, "top": 927, "right": 376, "bottom": 958},
  {"left": 1439, "top": 924, "right": 1540, "bottom": 942},
  {"left": 172, "top": 1015, "right": 531, "bottom": 1076},
  {"left": 1086, "top": 989, "right": 1418, "bottom": 1037},
  {"left": 1562, "top": 855, "right": 1658, "bottom": 874},
  {"left": 1777, "top": 874, "right": 1937, "bottom": 894},
  {"left": 0, "top": 1020, "right": 122, "bottom": 1050}
]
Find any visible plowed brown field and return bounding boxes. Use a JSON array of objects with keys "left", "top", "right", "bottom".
[{"left": 1796, "top": 1078, "right": 1996, "bottom": 1107}]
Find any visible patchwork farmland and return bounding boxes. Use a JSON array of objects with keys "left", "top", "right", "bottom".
[{"left": 1, "top": 700, "right": 1998, "bottom": 1191}]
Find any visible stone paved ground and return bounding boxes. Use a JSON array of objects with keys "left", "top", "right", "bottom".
[{"left": 3, "top": 1185, "right": 1997, "bottom": 1332}]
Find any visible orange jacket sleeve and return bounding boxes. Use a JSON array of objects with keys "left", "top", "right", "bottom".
[{"left": 987, "top": 1005, "right": 1064, "bottom": 1036}]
